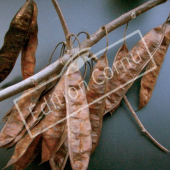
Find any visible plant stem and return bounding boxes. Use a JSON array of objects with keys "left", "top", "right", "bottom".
[
  {"left": 123, "top": 95, "right": 169, "bottom": 153},
  {"left": 51, "top": 0, "right": 72, "bottom": 50},
  {"left": 0, "top": 49, "right": 89, "bottom": 101},
  {"left": 80, "top": 0, "right": 167, "bottom": 48},
  {"left": 0, "top": 0, "right": 167, "bottom": 101}
]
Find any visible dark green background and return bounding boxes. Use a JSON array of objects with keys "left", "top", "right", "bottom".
[{"left": 0, "top": 0, "right": 170, "bottom": 169}]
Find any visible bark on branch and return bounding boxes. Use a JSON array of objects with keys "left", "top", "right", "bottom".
[
  {"left": 80, "top": 0, "right": 168, "bottom": 48},
  {"left": 51, "top": 0, "right": 72, "bottom": 49},
  {"left": 124, "top": 96, "right": 169, "bottom": 152},
  {"left": 0, "top": 0, "right": 168, "bottom": 101}
]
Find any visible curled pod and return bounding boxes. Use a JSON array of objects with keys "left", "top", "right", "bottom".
[
  {"left": 139, "top": 20, "right": 170, "bottom": 110},
  {"left": 86, "top": 53, "right": 109, "bottom": 153},
  {"left": 105, "top": 21, "right": 168, "bottom": 114},
  {"left": 0, "top": 0, "right": 34, "bottom": 83},
  {"left": 21, "top": 1, "right": 38, "bottom": 80},
  {"left": 65, "top": 61, "right": 92, "bottom": 170}
]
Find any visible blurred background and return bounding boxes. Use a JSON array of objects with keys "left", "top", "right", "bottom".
[{"left": 0, "top": 0, "right": 170, "bottom": 169}]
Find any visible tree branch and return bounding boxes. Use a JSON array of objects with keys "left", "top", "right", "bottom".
[
  {"left": 123, "top": 95, "right": 169, "bottom": 152},
  {"left": 80, "top": 0, "right": 167, "bottom": 48},
  {"left": 51, "top": 0, "right": 72, "bottom": 50},
  {"left": 0, "top": 49, "right": 89, "bottom": 101},
  {"left": 0, "top": 0, "right": 168, "bottom": 101}
]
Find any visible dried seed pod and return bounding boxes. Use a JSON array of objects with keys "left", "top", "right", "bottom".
[
  {"left": 65, "top": 61, "right": 92, "bottom": 170},
  {"left": 139, "top": 20, "right": 170, "bottom": 110},
  {"left": 21, "top": 1, "right": 38, "bottom": 80},
  {"left": 86, "top": 53, "right": 109, "bottom": 153},
  {"left": 0, "top": 0, "right": 34, "bottom": 83},
  {"left": 113, "top": 43, "right": 129, "bottom": 67},
  {"left": 105, "top": 21, "right": 168, "bottom": 114},
  {"left": 105, "top": 43, "right": 129, "bottom": 115},
  {"left": 1, "top": 106, "right": 14, "bottom": 123},
  {"left": 4, "top": 134, "right": 41, "bottom": 169},
  {"left": 0, "top": 69, "right": 60, "bottom": 148},
  {"left": 41, "top": 140, "right": 51, "bottom": 163},
  {"left": 0, "top": 85, "right": 45, "bottom": 147},
  {"left": 4, "top": 73, "right": 65, "bottom": 161},
  {"left": 41, "top": 73, "right": 66, "bottom": 163},
  {"left": 50, "top": 138, "right": 68, "bottom": 170},
  {"left": 12, "top": 136, "right": 42, "bottom": 170},
  {"left": 3, "top": 87, "right": 55, "bottom": 148}
]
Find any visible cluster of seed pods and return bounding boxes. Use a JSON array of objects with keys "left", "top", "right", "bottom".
[{"left": 0, "top": 1, "right": 170, "bottom": 170}]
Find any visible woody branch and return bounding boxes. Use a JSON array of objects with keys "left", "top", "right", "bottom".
[{"left": 0, "top": 0, "right": 168, "bottom": 101}]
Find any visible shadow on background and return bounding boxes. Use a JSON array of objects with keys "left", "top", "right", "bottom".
[
  {"left": 106, "top": 0, "right": 145, "bottom": 14},
  {"left": 0, "top": 76, "right": 22, "bottom": 90}
]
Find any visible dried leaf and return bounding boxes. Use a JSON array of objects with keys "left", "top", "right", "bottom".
[
  {"left": 21, "top": 1, "right": 38, "bottom": 80},
  {"left": 139, "top": 20, "right": 170, "bottom": 110},
  {"left": 86, "top": 53, "right": 108, "bottom": 153},
  {"left": 0, "top": 0, "right": 34, "bottom": 83},
  {"left": 65, "top": 61, "right": 92, "bottom": 170},
  {"left": 105, "top": 21, "right": 167, "bottom": 114}
]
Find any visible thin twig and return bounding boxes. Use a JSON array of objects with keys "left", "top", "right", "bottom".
[
  {"left": 51, "top": 0, "right": 72, "bottom": 50},
  {"left": 82, "top": 57, "right": 87, "bottom": 79},
  {"left": 49, "top": 42, "right": 66, "bottom": 64},
  {"left": 73, "top": 31, "right": 90, "bottom": 44},
  {"left": 123, "top": 95, "right": 169, "bottom": 153},
  {"left": 0, "top": 0, "right": 167, "bottom": 101}
]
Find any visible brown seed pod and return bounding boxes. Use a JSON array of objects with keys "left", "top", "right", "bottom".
[
  {"left": 41, "top": 140, "right": 51, "bottom": 164},
  {"left": 0, "top": 68, "right": 60, "bottom": 148},
  {"left": 105, "top": 42, "right": 129, "bottom": 115},
  {"left": 86, "top": 53, "right": 109, "bottom": 153},
  {"left": 1, "top": 105, "right": 14, "bottom": 123},
  {"left": 3, "top": 87, "right": 55, "bottom": 149},
  {"left": 139, "top": 20, "right": 170, "bottom": 110},
  {"left": 3, "top": 74, "right": 67, "bottom": 167},
  {"left": 105, "top": 21, "right": 168, "bottom": 114},
  {"left": 113, "top": 43, "right": 129, "bottom": 67},
  {"left": 0, "top": 0, "right": 34, "bottom": 83},
  {"left": 41, "top": 73, "right": 66, "bottom": 163},
  {"left": 0, "top": 85, "right": 45, "bottom": 147},
  {"left": 65, "top": 61, "right": 92, "bottom": 170},
  {"left": 3, "top": 72, "right": 65, "bottom": 160},
  {"left": 12, "top": 136, "right": 42, "bottom": 170},
  {"left": 50, "top": 138, "right": 68, "bottom": 170},
  {"left": 4, "top": 134, "right": 41, "bottom": 169},
  {"left": 21, "top": 1, "right": 38, "bottom": 80}
]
